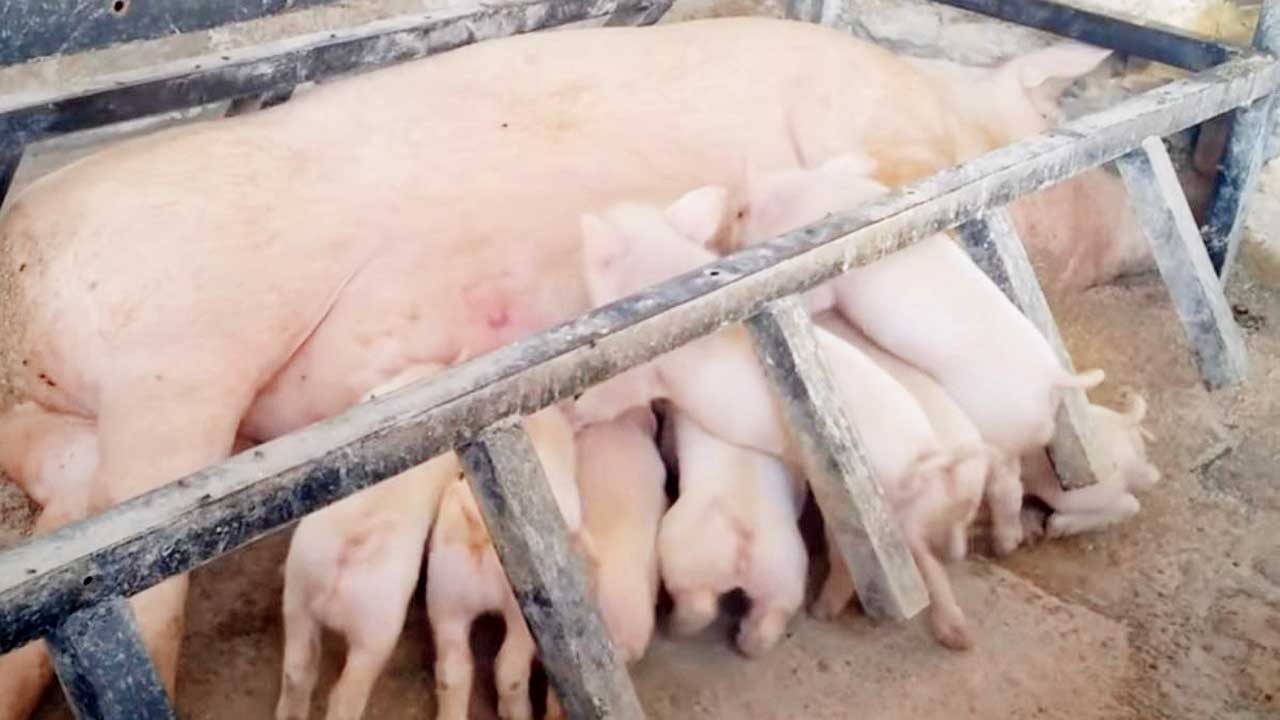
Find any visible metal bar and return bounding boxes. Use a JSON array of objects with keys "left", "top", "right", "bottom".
[
  {"left": 956, "top": 209, "right": 1104, "bottom": 490},
  {"left": 1203, "top": 0, "right": 1280, "bottom": 278},
  {"left": 223, "top": 87, "right": 296, "bottom": 118},
  {"left": 929, "top": 0, "right": 1238, "bottom": 72},
  {"left": 1, "top": 53, "right": 1277, "bottom": 654},
  {"left": 603, "top": 0, "right": 672, "bottom": 26},
  {"left": 46, "top": 597, "right": 175, "bottom": 720},
  {"left": 785, "top": 0, "right": 827, "bottom": 24},
  {"left": 0, "top": 0, "right": 655, "bottom": 144},
  {"left": 459, "top": 423, "right": 643, "bottom": 720},
  {"left": 745, "top": 299, "right": 928, "bottom": 621},
  {"left": 0, "top": 138, "right": 23, "bottom": 209},
  {"left": 1117, "top": 137, "right": 1249, "bottom": 388},
  {"left": 0, "top": 0, "right": 346, "bottom": 66}
]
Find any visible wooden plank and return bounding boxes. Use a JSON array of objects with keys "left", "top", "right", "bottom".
[
  {"left": 1, "top": 53, "right": 1277, "bottom": 654},
  {"left": 459, "top": 423, "right": 643, "bottom": 720},
  {"left": 0, "top": 0, "right": 657, "bottom": 144},
  {"left": 929, "top": 0, "right": 1238, "bottom": 72},
  {"left": 46, "top": 597, "right": 175, "bottom": 720},
  {"left": 0, "top": 0, "right": 346, "bottom": 66},
  {"left": 745, "top": 299, "right": 927, "bottom": 622},
  {"left": 957, "top": 209, "right": 1105, "bottom": 490},
  {"left": 1202, "top": 0, "right": 1280, "bottom": 278},
  {"left": 1117, "top": 136, "right": 1249, "bottom": 388}
]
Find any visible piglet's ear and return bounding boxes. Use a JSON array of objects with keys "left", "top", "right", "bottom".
[
  {"left": 665, "top": 185, "right": 730, "bottom": 248},
  {"left": 1004, "top": 42, "right": 1113, "bottom": 90}
]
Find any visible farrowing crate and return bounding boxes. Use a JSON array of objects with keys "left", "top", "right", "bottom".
[{"left": 0, "top": 0, "right": 1273, "bottom": 717}]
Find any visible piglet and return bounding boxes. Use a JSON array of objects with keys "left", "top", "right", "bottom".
[
  {"left": 275, "top": 364, "right": 456, "bottom": 720},
  {"left": 427, "top": 405, "right": 581, "bottom": 720},
  {"left": 575, "top": 406, "right": 668, "bottom": 663},
  {"left": 1021, "top": 391, "right": 1159, "bottom": 539},
  {"left": 659, "top": 408, "right": 807, "bottom": 657},
  {"left": 733, "top": 153, "right": 1106, "bottom": 555}
]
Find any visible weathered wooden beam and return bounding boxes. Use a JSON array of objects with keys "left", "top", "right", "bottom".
[
  {"left": 1117, "top": 137, "right": 1249, "bottom": 388},
  {"left": 0, "top": 0, "right": 347, "bottom": 67},
  {"left": 957, "top": 210, "right": 1105, "bottom": 490},
  {"left": 1, "top": 54, "right": 1278, "bottom": 654},
  {"left": 1203, "top": 0, "right": 1280, "bottom": 277},
  {"left": 746, "top": 299, "right": 927, "bottom": 621},
  {"left": 929, "top": 0, "right": 1238, "bottom": 72},
  {"left": 459, "top": 423, "right": 643, "bottom": 720},
  {"left": 46, "top": 597, "right": 175, "bottom": 720},
  {"left": 0, "top": 0, "right": 658, "bottom": 145}
]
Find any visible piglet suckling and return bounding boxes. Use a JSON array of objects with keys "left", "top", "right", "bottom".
[
  {"left": 426, "top": 405, "right": 581, "bottom": 720},
  {"left": 575, "top": 406, "right": 669, "bottom": 664},
  {"left": 275, "top": 364, "right": 457, "bottom": 720}
]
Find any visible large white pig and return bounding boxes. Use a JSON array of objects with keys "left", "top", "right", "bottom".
[
  {"left": 574, "top": 407, "right": 668, "bottom": 664},
  {"left": 575, "top": 190, "right": 991, "bottom": 650},
  {"left": 731, "top": 153, "right": 1107, "bottom": 555},
  {"left": 659, "top": 409, "right": 807, "bottom": 657},
  {"left": 274, "top": 365, "right": 456, "bottom": 720},
  {"left": 426, "top": 406, "right": 580, "bottom": 720},
  {"left": 0, "top": 17, "right": 1129, "bottom": 710}
]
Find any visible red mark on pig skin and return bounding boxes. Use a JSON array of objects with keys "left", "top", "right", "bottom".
[{"left": 461, "top": 282, "right": 512, "bottom": 330}]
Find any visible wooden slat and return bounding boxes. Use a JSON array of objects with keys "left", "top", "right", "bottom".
[
  {"left": 1, "top": 53, "right": 1277, "bottom": 654},
  {"left": 459, "top": 423, "right": 644, "bottom": 720},
  {"left": 957, "top": 210, "right": 1105, "bottom": 490},
  {"left": 1117, "top": 136, "right": 1249, "bottom": 388}
]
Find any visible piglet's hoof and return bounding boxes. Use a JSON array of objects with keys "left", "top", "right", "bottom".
[{"left": 929, "top": 606, "right": 974, "bottom": 652}]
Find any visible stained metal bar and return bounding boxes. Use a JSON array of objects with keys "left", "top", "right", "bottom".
[
  {"left": 0, "top": 0, "right": 346, "bottom": 67},
  {"left": 0, "top": 0, "right": 659, "bottom": 145},
  {"left": 745, "top": 299, "right": 928, "bottom": 621},
  {"left": 1117, "top": 137, "right": 1249, "bottom": 388},
  {"left": 459, "top": 423, "right": 643, "bottom": 720},
  {"left": 2, "top": 54, "right": 1278, "bottom": 654},
  {"left": 1203, "top": 0, "right": 1280, "bottom": 277},
  {"left": 929, "top": 0, "right": 1237, "bottom": 72},
  {"left": 957, "top": 209, "right": 1104, "bottom": 490},
  {"left": 46, "top": 597, "right": 175, "bottom": 720},
  {"left": 603, "top": 0, "right": 673, "bottom": 26},
  {"left": 785, "top": 0, "right": 828, "bottom": 24},
  {"left": 223, "top": 87, "right": 296, "bottom": 118}
]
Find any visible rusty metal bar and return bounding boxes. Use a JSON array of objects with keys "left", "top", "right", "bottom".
[
  {"left": 1, "top": 52, "right": 1277, "bottom": 654},
  {"left": 746, "top": 299, "right": 928, "bottom": 621},
  {"left": 1117, "top": 137, "right": 1249, "bottom": 388},
  {"left": 459, "top": 422, "right": 643, "bottom": 720},
  {"left": 956, "top": 209, "right": 1105, "bottom": 490}
]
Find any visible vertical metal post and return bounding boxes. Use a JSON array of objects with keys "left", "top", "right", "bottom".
[
  {"left": 957, "top": 211, "right": 1104, "bottom": 490},
  {"left": 46, "top": 597, "right": 176, "bottom": 720},
  {"left": 459, "top": 423, "right": 644, "bottom": 720},
  {"left": 1201, "top": 0, "right": 1280, "bottom": 279},
  {"left": 1117, "top": 137, "right": 1249, "bottom": 389},
  {"left": 745, "top": 299, "right": 928, "bottom": 622}
]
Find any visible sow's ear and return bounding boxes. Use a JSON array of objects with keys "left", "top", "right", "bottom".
[{"left": 1000, "top": 42, "right": 1114, "bottom": 116}]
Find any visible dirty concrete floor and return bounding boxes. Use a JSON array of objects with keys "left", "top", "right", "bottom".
[{"left": 3, "top": 265, "right": 1277, "bottom": 719}]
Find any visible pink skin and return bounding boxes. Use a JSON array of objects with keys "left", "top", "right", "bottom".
[
  {"left": 659, "top": 410, "right": 808, "bottom": 658},
  {"left": 730, "top": 154, "right": 1107, "bottom": 557},
  {"left": 274, "top": 365, "right": 457, "bottom": 720},
  {"left": 1021, "top": 392, "right": 1160, "bottom": 540},
  {"left": 426, "top": 406, "right": 580, "bottom": 720},
  {"left": 574, "top": 189, "right": 982, "bottom": 650},
  {"left": 574, "top": 407, "right": 668, "bottom": 664},
  {"left": 0, "top": 18, "right": 1133, "bottom": 711}
]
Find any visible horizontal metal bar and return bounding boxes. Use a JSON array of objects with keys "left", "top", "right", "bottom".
[
  {"left": 0, "top": 0, "right": 660, "bottom": 144},
  {"left": 47, "top": 597, "right": 175, "bottom": 720},
  {"left": 746, "top": 299, "right": 928, "bottom": 621},
  {"left": 957, "top": 209, "right": 1104, "bottom": 490},
  {"left": 0, "top": 0, "right": 347, "bottom": 67},
  {"left": 929, "top": 0, "right": 1238, "bottom": 71},
  {"left": 0, "top": 52, "right": 1277, "bottom": 654},
  {"left": 1118, "top": 137, "right": 1249, "bottom": 388},
  {"left": 459, "top": 424, "right": 644, "bottom": 720}
]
